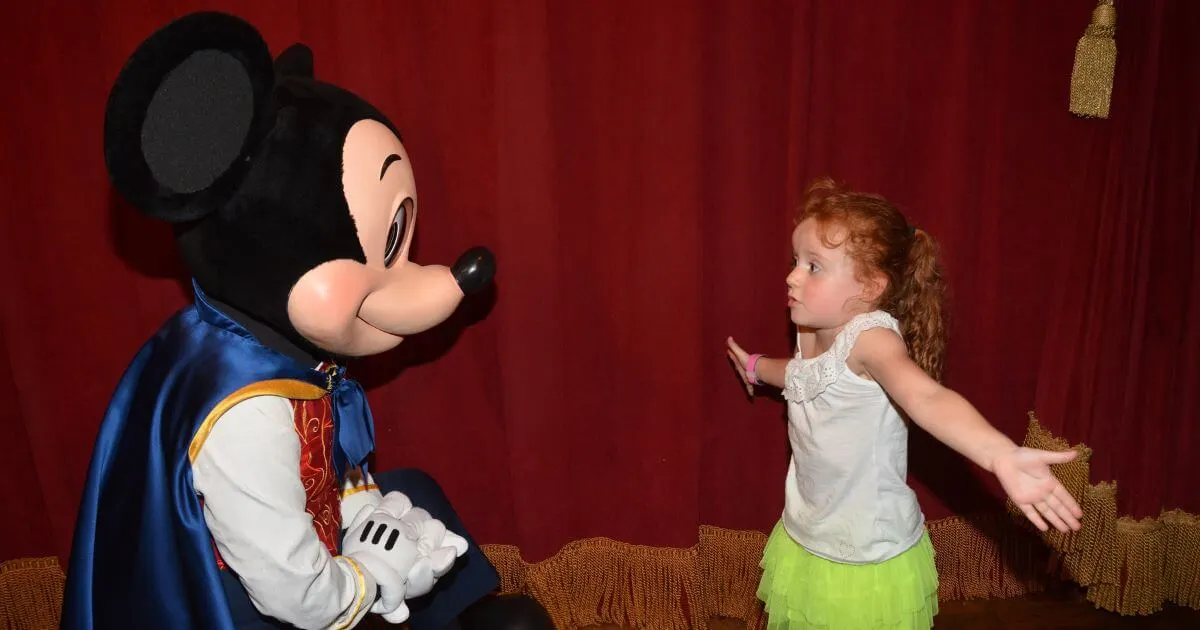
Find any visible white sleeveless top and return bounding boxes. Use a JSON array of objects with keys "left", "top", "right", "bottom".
[{"left": 780, "top": 310, "right": 925, "bottom": 564}]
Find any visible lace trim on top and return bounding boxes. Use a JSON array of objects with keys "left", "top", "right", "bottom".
[{"left": 783, "top": 311, "right": 902, "bottom": 404}]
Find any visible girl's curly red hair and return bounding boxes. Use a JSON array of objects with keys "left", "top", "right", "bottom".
[{"left": 798, "top": 177, "right": 947, "bottom": 380}]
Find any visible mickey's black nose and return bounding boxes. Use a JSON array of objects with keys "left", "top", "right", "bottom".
[{"left": 451, "top": 247, "right": 496, "bottom": 295}]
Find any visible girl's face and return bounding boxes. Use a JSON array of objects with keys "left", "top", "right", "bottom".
[{"left": 786, "top": 218, "right": 875, "bottom": 330}]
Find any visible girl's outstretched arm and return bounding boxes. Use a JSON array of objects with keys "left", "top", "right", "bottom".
[{"left": 851, "top": 328, "right": 1083, "bottom": 533}]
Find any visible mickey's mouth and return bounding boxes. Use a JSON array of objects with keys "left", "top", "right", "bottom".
[
  {"left": 357, "top": 264, "right": 465, "bottom": 337},
  {"left": 289, "top": 247, "right": 496, "bottom": 357}
]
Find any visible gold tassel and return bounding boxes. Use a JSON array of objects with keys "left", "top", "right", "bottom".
[{"left": 1070, "top": 0, "right": 1118, "bottom": 118}]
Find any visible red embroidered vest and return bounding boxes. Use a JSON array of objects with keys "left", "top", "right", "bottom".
[{"left": 211, "top": 393, "right": 342, "bottom": 569}]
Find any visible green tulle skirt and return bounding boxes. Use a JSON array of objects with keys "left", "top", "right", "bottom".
[{"left": 757, "top": 521, "right": 939, "bottom": 629}]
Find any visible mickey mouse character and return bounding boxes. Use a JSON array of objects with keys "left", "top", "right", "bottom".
[{"left": 61, "top": 11, "right": 551, "bottom": 630}]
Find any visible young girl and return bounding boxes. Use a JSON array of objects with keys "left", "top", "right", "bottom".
[{"left": 726, "top": 177, "right": 1083, "bottom": 629}]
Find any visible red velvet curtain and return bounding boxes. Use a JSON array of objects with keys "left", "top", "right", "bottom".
[
  {"left": 1033, "top": 0, "right": 1200, "bottom": 520},
  {"left": 1, "top": 1, "right": 1195, "bottom": 566}
]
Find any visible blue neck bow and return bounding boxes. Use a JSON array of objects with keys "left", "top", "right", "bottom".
[{"left": 325, "top": 365, "right": 376, "bottom": 478}]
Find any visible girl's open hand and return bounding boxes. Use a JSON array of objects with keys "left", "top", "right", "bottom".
[
  {"left": 726, "top": 337, "right": 754, "bottom": 397},
  {"left": 992, "top": 447, "right": 1083, "bottom": 533}
]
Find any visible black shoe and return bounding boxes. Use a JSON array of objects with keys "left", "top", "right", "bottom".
[{"left": 456, "top": 593, "right": 554, "bottom": 630}]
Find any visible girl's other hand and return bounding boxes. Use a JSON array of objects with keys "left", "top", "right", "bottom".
[
  {"left": 993, "top": 447, "right": 1084, "bottom": 533},
  {"left": 726, "top": 337, "right": 754, "bottom": 397}
]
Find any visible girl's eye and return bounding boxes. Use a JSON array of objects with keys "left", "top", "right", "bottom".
[{"left": 808, "top": 263, "right": 821, "bottom": 273}]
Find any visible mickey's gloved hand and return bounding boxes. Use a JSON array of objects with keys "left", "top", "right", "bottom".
[
  {"left": 342, "top": 506, "right": 419, "bottom": 624},
  {"left": 375, "top": 491, "right": 469, "bottom": 598},
  {"left": 341, "top": 492, "right": 470, "bottom": 624}
]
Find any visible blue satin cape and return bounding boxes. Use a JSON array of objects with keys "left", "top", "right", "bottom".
[{"left": 60, "top": 281, "right": 376, "bottom": 630}]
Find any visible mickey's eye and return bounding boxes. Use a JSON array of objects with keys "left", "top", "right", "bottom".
[{"left": 383, "top": 198, "right": 413, "bottom": 267}]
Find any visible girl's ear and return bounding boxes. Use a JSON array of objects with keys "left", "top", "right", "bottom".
[{"left": 861, "top": 272, "right": 888, "bottom": 304}]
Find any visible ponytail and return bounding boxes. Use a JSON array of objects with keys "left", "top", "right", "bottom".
[{"left": 894, "top": 229, "right": 946, "bottom": 381}]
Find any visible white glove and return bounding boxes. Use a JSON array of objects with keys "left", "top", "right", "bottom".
[
  {"left": 342, "top": 506, "right": 419, "bottom": 624},
  {"left": 375, "top": 491, "right": 470, "bottom": 598},
  {"left": 341, "top": 492, "right": 470, "bottom": 624}
]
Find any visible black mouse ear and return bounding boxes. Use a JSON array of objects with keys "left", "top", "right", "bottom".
[
  {"left": 103, "top": 11, "right": 277, "bottom": 223},
  {"left": 274, "top": 43, "right": 314, "bottom": 79}
]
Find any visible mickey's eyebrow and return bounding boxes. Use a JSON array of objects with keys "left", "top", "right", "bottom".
[{"left": 379, "top": 154, "right": 402, "bottom": 180}]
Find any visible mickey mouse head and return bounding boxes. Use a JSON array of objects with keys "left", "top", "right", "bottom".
[{"left": 104, "top": 11, "right": 494, "bottom": 358}]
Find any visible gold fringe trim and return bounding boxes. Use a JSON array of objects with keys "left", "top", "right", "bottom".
[
  {"left": 926, "top": 514, "right": 1046, "bottom": 602},
  {"left": 3, "top": 414, "right": 1197, "bottom": 627},
  {"left": 696, "top": 526, "right": 768, "bottom": 628},
  {"left": 477, "top": 413, "right": 1197, "bottom": 625},
  {"left": 1005, "top": 412, "right": 1200, "bottom": 616},
  {"left": 480, "top": 512, "right": 1062, "bottom": 629},
  {"left": 486, "top": 538, "right": 700, "bottom": 630},
  {"left": 0, "top": 557, "right": 65, "bottom": 630},
  {"left": 1163, "top": 510, "right": 1200, "bottom": 609}
]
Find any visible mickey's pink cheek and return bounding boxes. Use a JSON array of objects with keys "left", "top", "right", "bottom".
[{"left": 288, "top": 260, "right": 378, "bottom": 352}]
